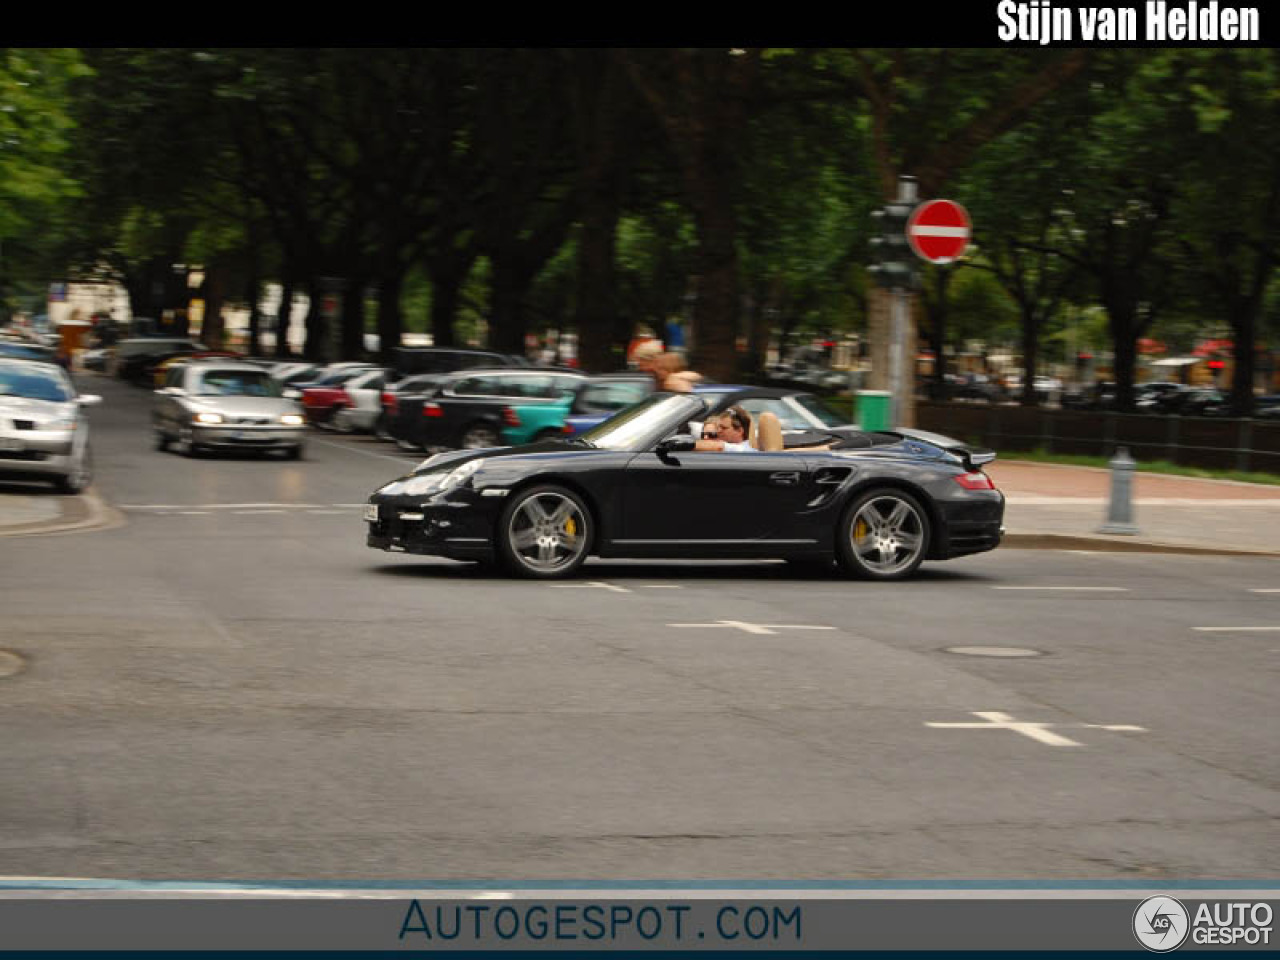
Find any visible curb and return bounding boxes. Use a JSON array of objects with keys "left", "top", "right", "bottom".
[
  {"left": 1002, "top": 532, "right": 1280, "bottom": 558},
  {"left": 0, "top": 489, "right": 127, "bottom": 539}
]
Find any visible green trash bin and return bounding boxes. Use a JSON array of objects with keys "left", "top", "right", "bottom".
[{"left": 856, "top": 390, "right": 892, "bottom": 431}]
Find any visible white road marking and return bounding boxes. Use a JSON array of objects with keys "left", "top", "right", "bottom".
[
  {"left": 306, "top": 510, "right": 347, "bottom": 515},
  {"left": 1083, "top": 724, "right": 1146, "bottom": 732},
  {"left": 233, "top": 510, "right": 286, "bottom": 515},
  {"left": 1004, "top": 496, "right": 1280, "bottom": 506},
  {"left": 178, "top": 511, "right": 210, "bottom": 516},
  {"left": 993, "top": 586, "right": 1130, "bottom": 592},
  {"left": 120, "top": 503, "right": 366, "bottom": 514},
  {"left": 925, "top": 711, "right": 1082, "bottom": 747},
  {"left": 1249, "top": 589, "right": 1280, "bottom": 594},
  {"left": 550, "top": 581, "right": 633, "bottom": 594},
  {"left": 311, "top": 436, "right": 416, "bottom": 464},
  {"left": 1194, "top": 626, "right": 1280, "bottom": 633},
  {"left": 668, "top": 620, "right": 837, "bottom": 636}
]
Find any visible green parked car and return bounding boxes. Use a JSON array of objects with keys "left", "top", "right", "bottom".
[{"left": 500, "top": 394, "right": 575, "bottom": 446}]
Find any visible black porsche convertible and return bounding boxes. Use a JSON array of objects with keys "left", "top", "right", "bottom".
[{"left": 365, "top": 392, "right": 1004, "bottom": 580}]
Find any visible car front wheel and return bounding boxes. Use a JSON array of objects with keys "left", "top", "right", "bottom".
[
  {"left": 497, "top": 485, "right": 592, "bottom": 579},
  {"left": 836, "top": 488, "right": 930, "bottom": 580},
  {"left": 53, "top": 446, "right": 92, "bottom": 494}
]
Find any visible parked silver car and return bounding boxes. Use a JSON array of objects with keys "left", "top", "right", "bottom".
[
  {"left": 153, "top": 360, "right": 306, "bottom": 458},
  {"left": 0, "top": 358, "right": 100, "bottom": 492}
]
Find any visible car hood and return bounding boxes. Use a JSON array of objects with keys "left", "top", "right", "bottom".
[
  {"left": 184, "top": 396, "right": 301, "bottom": 416},
  {"left": 0, "top": 396, "right": 75, "bottom": 426}
]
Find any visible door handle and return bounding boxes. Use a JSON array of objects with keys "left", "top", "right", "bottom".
[{"left": 769, "top": 471, "right": 801, "bottom": 486}]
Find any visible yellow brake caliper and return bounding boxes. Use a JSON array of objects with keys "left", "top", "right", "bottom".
[{"left": 564, "top": 517, "right": 577, "bottom": 539}]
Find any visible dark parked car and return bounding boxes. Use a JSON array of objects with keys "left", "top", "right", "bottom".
[
  {"left": 365, "top": 392, "right": 1004, "bottom": 580},
  {"left": 392, "top": 347, "right": 529, "bottom": 377},
  {"left": 387, "top": 368, "right": 586, "bottom": 451},
  {"left": 113, "top": 337, "right": 208, "bottom": 384}
]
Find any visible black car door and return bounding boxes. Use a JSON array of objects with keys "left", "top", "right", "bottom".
[{"left": 620, "top": 450, "right": 818, "bottom": 544}]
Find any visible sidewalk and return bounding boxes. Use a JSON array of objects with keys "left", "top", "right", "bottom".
[
  {"left": 0, "top": 488, "right": 123, "bottom": 539},
  {"left": 0, "top": 461, "right": 1277, "bottom": 555},
  {"left": 989, "top": 460, "right": 1280, "bottom": 555}
]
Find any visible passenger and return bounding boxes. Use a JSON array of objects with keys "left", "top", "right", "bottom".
[{"left": 695, "top": 407, "right": 755, "bottom": 452}]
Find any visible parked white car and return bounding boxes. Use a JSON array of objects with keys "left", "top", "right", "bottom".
[
  {"left": 331, "top": 368, "right": 391, "bottom": 434},
  {"left": 0, "top": 358, "right": 100, "bottom": 492}
]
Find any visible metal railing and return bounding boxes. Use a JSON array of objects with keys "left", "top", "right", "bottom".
[{"left": 917, "top": 403, "right": 1280, "bottom": 474}]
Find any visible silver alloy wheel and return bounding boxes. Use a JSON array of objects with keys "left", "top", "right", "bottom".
[
  {"left": 506, "top": 491, "right": 588, "bottom": 575},
  {"left": 56, "top": 446, "right": 91, "bottom": 493},
  {"left": 849, "top": 494, "right": 926, "bottom": 576},
  {"left": 461, "top": 424, "right": 500, "bottom": 449}
]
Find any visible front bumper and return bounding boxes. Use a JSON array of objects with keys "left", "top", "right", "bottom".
[
  {"left": 365, "top": 491, "right": 500, "bottom": 560},
  {"left": 0, "top": 429, "right": 77, "bottom": 479},
  {"left": 191, "top": 424, "right": 304, "bottom": 449}
]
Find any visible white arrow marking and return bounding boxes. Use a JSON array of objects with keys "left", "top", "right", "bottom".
[
  {"left": 1194, "top": 626, "right": 1280, "bottom": 632},
  {"left": 926, "top": 711, "right": 1082, "bottom": 746},
  {"left": 549, "top": 581, "right": 632, "bottom": 594},
  {"left": 993, "top": 586, "right": 1129, "bottom": 592},
  {"left": 668, "top": 620, "right": 836, "bottom": 636}
]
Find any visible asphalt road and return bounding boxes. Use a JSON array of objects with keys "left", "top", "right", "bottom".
[{"left": 0, "top": 373, "right": 1277, "bottom": 882}]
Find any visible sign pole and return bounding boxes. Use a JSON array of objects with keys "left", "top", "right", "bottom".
[{"left": 889, "top": 177, "right": 918, "bottom": 429}]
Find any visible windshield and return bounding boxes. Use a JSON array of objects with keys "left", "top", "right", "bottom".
[
  {"left": 576, "top": 393, "right": 706, "bottom": 451},
  {"left": 193, "top": 369, "right": 282, "bottom": 397},
  {"left": 793, "top": 393, "right": 847, "bottom": 428},
  {"left": 0, "top": 362, "right": 72, "bottom": 402}
]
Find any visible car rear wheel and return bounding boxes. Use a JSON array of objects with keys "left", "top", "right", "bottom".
[
  {"left": 836, "top": 488, "right": 930, "bottom": 580},
  {"left": 460, "top": 423, "right": 501, "bottom": 449},
  {"left": 154, "top": 429, "right": 170, "bottom": 451},
  {"left": 374, "top": 413, "right": 392, "bottom": 441},
  {"left": 498, "top": 485, "right": 591, "bottom": 579}
]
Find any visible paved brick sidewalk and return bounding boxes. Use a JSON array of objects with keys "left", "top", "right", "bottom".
[{"left": 989, "top": 460, "right": 1280, "bottom": 555}]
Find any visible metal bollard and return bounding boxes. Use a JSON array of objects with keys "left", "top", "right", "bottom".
[{"left": 1097, "top": 446, "right": 1139, "bottom": 535}]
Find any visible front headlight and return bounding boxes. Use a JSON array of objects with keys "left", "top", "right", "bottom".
[
  {"left": 194, "top": 412, "right": 223, "bottom": 424},
  {"left": 400, "top": 460, "right": 482, "bottom": 498},
  {"left": 47, "top": 418, "right": 78, "bottom": 431},
  {"left": 280, "top": 414, "right": 305, "bottom": 425}
]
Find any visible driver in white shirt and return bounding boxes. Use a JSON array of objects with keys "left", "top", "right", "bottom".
[{"left": 695, "top": 407, "right": 756, "bottom": 452}]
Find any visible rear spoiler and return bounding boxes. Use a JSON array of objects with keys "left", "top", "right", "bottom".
[{"left": 891, "top": 427, "right": 996, "bottom": 471}]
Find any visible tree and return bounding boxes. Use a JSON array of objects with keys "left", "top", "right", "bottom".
[{"left": 619, "top": 48, "right": 763, "bottom": 382}]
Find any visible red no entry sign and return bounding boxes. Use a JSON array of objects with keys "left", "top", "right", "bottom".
[{"left": 907, "top": 199, "right": 971, "bottom": 264}]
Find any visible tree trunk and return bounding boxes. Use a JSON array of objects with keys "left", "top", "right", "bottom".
[
  {"left": 303, "top": 277, "right": 325, "bottom": 363},
  {"left": 246, "top": 273, "right": 262, "bottom": 358},
  {"left": 1109, "top": 315, "right": 1139, "bottom": 412},
  {"left": 377, "top": 268, "right": 405, "bottom": 366},
  {"left": 428, "top": 252, "right": 473, "bottom": 348},
  {"left": 688, "top": 202, "right": 738, "bottom": 382},
  {"left": 488, "top": 258, "right": 529, "bottom": 356},
  {"left": 275, "top": 277, "right": 295, "bottom": 359},
  {"left": 574, "top": 196, "right": 621, "bottom": 374},
  {"left": 1229, "top": 305, "right": 1256, "bottom": 418},
  {"left": 1020, "top": 313, "right": 1038, "bottom": 407},
  {"left": 341, "top": 280, "right": 366, "bottom": 361},
  {"left": 202, "top": 263, "right": 227, "bottom": 351}
]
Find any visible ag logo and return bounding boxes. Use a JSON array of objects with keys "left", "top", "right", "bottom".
[{"left": 1133, "top": 896, "right": 1190, "bottom": 952}]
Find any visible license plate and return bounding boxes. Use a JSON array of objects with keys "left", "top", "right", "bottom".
[
  {"left": 0, "top": 437, "right": 22, "bottom": 452},
  {"left": 364, "top": 504, "right": 379, "bottom": 522}
]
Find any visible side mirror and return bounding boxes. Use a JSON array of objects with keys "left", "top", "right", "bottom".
[
  {"left": 76, "top": 394, "right": 103, "bottom": 407},
  {"left": 657, "top": 436, "right": 696, "bottom": 455}
]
